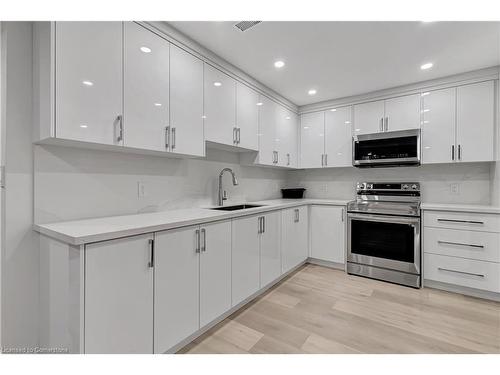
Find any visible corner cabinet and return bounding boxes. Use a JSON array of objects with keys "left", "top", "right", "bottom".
[{"left": 310, "top": 205, "right": 345, "bottom": 265}]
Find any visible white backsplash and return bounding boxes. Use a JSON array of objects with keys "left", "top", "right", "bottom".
[
  {"left": 34, "top": 145, "right": 287, "bottom": 224},
  {"left": 287, "top": 162, "right": 493, "bottom": 204}
]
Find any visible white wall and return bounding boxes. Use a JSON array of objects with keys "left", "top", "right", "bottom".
[
  {"left": 34, "top": 145, "right": 287, "bottom": 224},
  {"left": 1, "top": 22, "right": 39, "bottom": 350},
  {"left": 287, "top": 163, "right": 493, "bottom": 205}
]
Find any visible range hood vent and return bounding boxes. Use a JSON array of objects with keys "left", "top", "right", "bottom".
[{"left": 234, "top": 21, "right": 262, "bottom": 32}]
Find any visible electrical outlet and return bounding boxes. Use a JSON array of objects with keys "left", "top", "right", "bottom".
[
  {"left": 450, "top": 183, "right": 460, "bottom": 195},
  {"left": 137, "top": 181, "right": 147, "bottom": 198}
]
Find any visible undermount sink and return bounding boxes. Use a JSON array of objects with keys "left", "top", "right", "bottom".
[{"left": 210, "top": 204, "right": 264, "bottom": 211}]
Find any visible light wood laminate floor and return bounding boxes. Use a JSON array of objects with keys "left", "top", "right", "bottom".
[{"left": 179, "top": 264, "right": 500, "bottom": 354}]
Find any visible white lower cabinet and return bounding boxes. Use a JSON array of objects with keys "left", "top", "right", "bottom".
[
  {"left": 260, "top": 211, "right": 282, "bottom": 287},
  {"left": 154, "top": 226, "right": 200, "bottom": 354},
  {"left": 282, "top": 206, "right": 309, "bottom": 273},
  {"left": 232, "top": 215, "right": 261, "bottom": 306},
  {"left": 84, "top": 234, "right": 154, "bottom": 354},
  {"left": 310, "top": 205, "right": 345, "bottom": 264},
  {"left": 199, "top": 221, "right": 232, "bottom": 327}
]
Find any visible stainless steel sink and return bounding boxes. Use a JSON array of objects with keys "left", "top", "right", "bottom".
[{"left": 209, "top": 204, "right": 264, "bottom": 211}]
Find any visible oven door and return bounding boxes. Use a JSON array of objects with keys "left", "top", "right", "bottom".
[{"left": 347, "top": 213, "right": 420, "bottom": 274}]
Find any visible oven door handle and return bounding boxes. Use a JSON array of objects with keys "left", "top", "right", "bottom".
[{"left": 347, "top": 212, "right": 420, "bottom": 225}]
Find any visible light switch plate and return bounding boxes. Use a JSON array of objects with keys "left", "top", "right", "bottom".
[
  {"left": 137, "top": 181, "right": 146, "bottom": 198},
  {"left": 450, "top": 183, "right": 460, "bottom": 195}
]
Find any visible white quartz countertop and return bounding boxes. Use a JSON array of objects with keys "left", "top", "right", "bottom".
[
  {"left": 421, "top": 203, "right": 500, "bottom": 214},
  {"left": 34, "top": 199, "right": 350, "bottom": 246}
]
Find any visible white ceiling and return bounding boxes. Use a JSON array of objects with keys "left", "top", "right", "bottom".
[{"left": 169, "top": 21, "right": 500, "bottom": 106}]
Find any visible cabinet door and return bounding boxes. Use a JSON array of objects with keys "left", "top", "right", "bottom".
[
  {"left": 310, "top": 205, "right": 345, "bottom": 263},
  {"left": 456, "top": 81, "right": 495, "bottom": 162},
  {"left": 124, "top": 22, "right": 169, "bottom": 152},
  {"left": 300, "top": 112, "right": 325, "bottom": 168},
  {"left": 276, "top": 106, "right": 298, "bottom": 168},
  {"left": 353, "top": 100, "right": 384, "bottom": 135},
  {"left": 236, "top": 82, "right": 259, "bottom": 150},
  {"left": 154, "top": 226, "right": 199, "bottom": 353},
  {"left": 258, "top": 96, "right": 278, "bottom": 165},
  {"left": 170, "top": 44, "right": 205, "bottom": 156},
  {"left": 260, "top": 211, "right": 282, "bottom": 287},
  {"left": 384, "top": 94, "right": 421, "bottom": 131},
  {"left": 55, "top": 22, "right": 123, "bottom": 145},
  {"left": 282, "top": 206, "right": 308, "bottom": 273},
  {"left": 200, "top": 220, "right": 232, "bottom": 327},
  {"left": 204, "top": 64, "right": 236, "bottom": 146},
  {"left": 232, "top": 216, "right": 260, "bottom": 306},
  {"left": 421, "top": 88, "right": 456, "bottom": 164},
  {"left": 85, "top": 234, "right": 153, "bottom": 353},
  {"left": 325, "top": 107, "right": 352, "bottom": 167}
]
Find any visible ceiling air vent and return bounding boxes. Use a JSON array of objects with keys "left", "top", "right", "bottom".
[{"left": 234, "top": 21, "right": 262, "bottom": 32}]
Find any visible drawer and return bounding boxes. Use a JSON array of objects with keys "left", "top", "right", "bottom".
[
  {"left": 424, "top": 211, "right": 500, "bottom": 233},
  {"left": 424, "top": 227, "right": 500, "bottom": 263},
  {"left": 424, "top": 253, "right": 500, "bottom": 292}
]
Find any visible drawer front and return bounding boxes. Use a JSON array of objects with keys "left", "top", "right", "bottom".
[
  {"left": 424, "top": 227, "right": 500, "bottom": 263},
  {"left": 424, "top": 211, "right": 500, "bottom": 233},
  {"left": 424, "top": 253, "right": 500, "bottom": 292}
]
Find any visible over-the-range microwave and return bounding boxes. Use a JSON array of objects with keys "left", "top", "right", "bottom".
[{"left": 352, "top": 129, "right": 421, "bottom": 168}]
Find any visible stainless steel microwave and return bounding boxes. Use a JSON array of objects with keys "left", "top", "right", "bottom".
[{"left": 352, "top": 129, "right": 421, "bottom": 168}]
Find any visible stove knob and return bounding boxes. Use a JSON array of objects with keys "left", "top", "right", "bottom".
[
  {"left": 402, "top": 184, "right": 409, "bottom": 190},
  {"left": 411, "top": 184, "right": 418, "bottom": 190},
  {"left": 367, "top": 184, "right": 373, "bottom": 189}
]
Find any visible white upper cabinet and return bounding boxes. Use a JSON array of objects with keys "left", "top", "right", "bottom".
[
  {"left": 353, "top": 100, "right": 385, "bottom": 135},
  {"left": 124, "top": 22, "right": 170, "bottom": 152},
  {"left": 276, "top": 107, "right": 298, "bottom": 168},
  {"left": 169, "top": 44, "right": 205, "bottom": 156},
  {"left": 257, "top": 95, "right": 278, "bottom": 166},
  {"left": 325, "top": 107, "right": 353, "bottom": 167},
  {"left": 300, "top": 112, "right": 325, "bottom": 168},
  {"left": 384, "top": 94, "right": 421, "bottom": 132},
  {"left": 55, "top": 22, "right": 123, "bottom": 145},
  {"left": 204, "top": 64, "right": 237, "bottom": 146},
  {"left": 236, "top": 82, "right": 259, "bottom": 150},
  {"left": 421, "top": 88, "right": 456, "bottom": 164},
  {"left": 456, "top": 81, "right": 495, "bottom": 163}
]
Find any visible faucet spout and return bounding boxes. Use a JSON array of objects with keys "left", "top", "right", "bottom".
[{"left": 218, "top": 168, "right": 238, "bottom": 206}]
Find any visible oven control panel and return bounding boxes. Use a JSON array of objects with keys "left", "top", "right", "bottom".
[{"left": 356, "top": 182, "right": 420, "bottom": 192}]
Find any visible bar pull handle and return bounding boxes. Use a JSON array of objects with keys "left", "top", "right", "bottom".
[
  {"left": 379, "top": 118, "right": 383, "bottom": 132},
  {"left": 148, "top": 239, "right": 155, "bottom": 268},
  {"left": 438, "top": 267, "right": 484, "bottom": 278},
  {"left": 171, "top": 127, "right": 176, "bottom": 150},
  {"left": 276, "top": 151, "right": 279, "bottom": 164},
  {"left": 324, "top": 154, "right": 328, "bottom": 166},
  {"left": 294, "top": 208, "right": 299, "bottom": 223},
  {"left": 200, "top": 228, "right": 206, "bottom": 252},
  {"left": 258, "top": 217, "right": 262, "bottom": 234},
  {"left": 165, "top": 126, "right": 170, "bottom": 149},
  {"left": 384, "top": 117, "right": 388, "bottom": 132},
  {"left": 233, "top": 127, "right": 237, "bottom": 144},
  {"left": 195, "top": 229, "right": 200, "bottom": 253},
  {"left": 451, "top": 145, "right": 455, "bottom": 161},
  {"left": 237, "top": 128, "right": 241, "bottom": 144},
  {"left": 341, "top": 208, "right": 344, "bottom": 222},
  {"left": 262, "top": 216, "right": 266, "bottom": 233},
  {"left": 116, "top": 115, "right": 124, "bottom": 142},
  {"left": 321, "top": 154, "right": 324, "bottom": 167},
  {"left": 458, "top": 144, "right": 461, "bottom": 161},
  {"left": 437, "top": 218, "right": 484, "bottom": 225},
  {"left": 438, "top": 240, "right": 484, "bottom": 249},
  {"left": 287, "top": 153, "right": 290, "bottom": 166}
]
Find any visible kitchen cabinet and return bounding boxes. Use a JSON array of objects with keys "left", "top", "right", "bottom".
[
  {"left": 276, "top": 107, "right": 299, "bottom": 168},
  {"left": 456, "top": 81, "right": 495, "bottom": 162},
  {"left": 169, "top": 44, "right": 205, "bottom": 156},
  {"left": 154, "top": 226, "right": 200, "bottom": 354},
  {"left": 324, "top": 107, "right": 353, "bottom": 167},
  {"left": 300, "top": 111, "right": 325, "bottom": 168},
  {"left": 232, "top": 215, "right": 261, "bottom": 306},
  {"left": 421, "top": 88, "right": 456, "bottom": 164},
  {"left": 236, "top": 82, "right": 259, "bottom": 150},
  {"left": 204, "top": 64, "right": 237, "bottom": 146},
  {"left": 84, "top": 234, "right": 154, "bottom": 354},
  {"left": 123, "top": 22, "right": 170, "bottom": 152},
  {"left": 55, "top": 21, "right": 123, "bottom": 145},
  {"left": 353, "top": 94, "right": 420, "bottom": 135},
  {"left": 282, "top": 206, "right": 309, "bottom": 273},
  {"left": 260, "top": 211, "right": 282, "bottom": 287},
  {"left": 422, "top": 81, "right": 495, "bottom": 164},
  {"left": 199, "top": 220, "right": 232, "bottom": 327},
  {"left": 310, "top": 205, "right": 345, "bottom": 264},
  {"left": 257, "top": 95, "right": 279, "bottom": 166}
]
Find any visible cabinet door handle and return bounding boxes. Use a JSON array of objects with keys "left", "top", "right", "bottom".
[
  {"left": 324, "top": 154, "right": 328, "bottom": 166},
  {"left": 379, "top": 118, "right": 383, "bottom": 132},
  {"left": 165, "top": 126, "right": 170, "bottom": 149},
  {"left": 458, "top": 144, "right": 461, "bottom": 161},
  {"left": 384, "top": 117, "right": 388, "bottom": 132},
  {"left": 437, "top": 218, "right": 484, "bottom": 225},
  {"left": 171, "top": 127, "right": 176, "bottom": 150},
  {"left": 148, "top": 239, "right": 155, "bottom": 268},
  {"left": 116, "top": 115, "right": 124, "bottom": 142},
  {"left": 258, "top": 217, "right": 262, "bottom": 234},
  {"left": 321, "top": 154, "right": 324, "bottom": 166},
  {"left": 438, "top": 267, "right": 484, "bottom": 278},
  {"left": 237, "top": 128, "right": 241, "bottom": 144},
  {"left": 233, "top": 127, "right": 237, "bottom": 144},
  {"left": 341, "top": 208, "right": 344, "bottom": 222},
  {"left": 200, "top": 228, "right": 206, "bottom": 252},
  {"left": 276, "top": 151, "right": 279, "bottom": 164},
  {"left": 262, "top": 216, "right": 266, "bottom": 233},
  {"left": 438, "top": 240, "right": 484, "bottom": 249},
  {"left": 294, "top": 208, "right": 300, "bottom": 222},
  {"left": 195, "top": 229, "right": 200, "bottom": 253},
  {"left": 451, "top": 145, "right": 455, "bottom": 161},
  {"left": 287, "top": 153, "right": 290, "bottom": 166}
]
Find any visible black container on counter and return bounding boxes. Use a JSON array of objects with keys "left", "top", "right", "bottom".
[{"left": 281, "top": 188, "right": 306, "bottom": 199}]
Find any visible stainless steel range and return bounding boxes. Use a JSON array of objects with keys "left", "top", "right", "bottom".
[{"left": 346, "top": 182, "right": 421, "bottom": 288}]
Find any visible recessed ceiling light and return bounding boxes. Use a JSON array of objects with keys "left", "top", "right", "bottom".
[
  {"left": 213, "top": 81, "right": 222, "bottom": 87},
  {"left": 274, "top": 60, "right": 285, "bottom": 68},
  {"left": 80, "top": 124, "right": 88, "bottom": 128},
  {"left": 421, "top": 92, "right": 430, "bottom": 97},
  {"left": 303, "top": 126, "right": 309, "bottom": 129},
  {"left": 82, "top": 80, "right": 93, "bottom": 86},
  {"left": 285, "top": 116, "right": 291, "bottom": 120},
  {"left": 420, "top": 62, "right": 433, "bottom": 70},
  {"left": 201, "top": 115, "right": 207, "bottom": 119},
  {"left": 140, "top": 46, "right": 152, "bottom": 53},
  {"left": 345, "top": 121, "right": 351, "bottom": 124},
  {"left": 256, "top": 102, "right": 263, "bottom": 106},
  {"left": 330, "top": 109, "right": 337, "bottom": 112},
  {"left": 308, "top": 89, "right": 317, "bottom": 96},
  {"left": 422, "top": 109, "right": 430, "bottom": 113},
  {"left": 154, "top": 103, "right": 162, "bottom": 107}
]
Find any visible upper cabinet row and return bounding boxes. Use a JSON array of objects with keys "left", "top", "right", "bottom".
[{"left": 35, "top": 22, "right": 298, "bottom": 168}]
